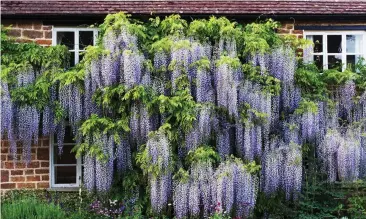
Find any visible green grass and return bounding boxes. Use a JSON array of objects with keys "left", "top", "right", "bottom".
[{"left": 1, "top": 197, "right": 67, "bottom": 219}]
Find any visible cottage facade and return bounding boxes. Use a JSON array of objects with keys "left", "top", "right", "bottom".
[{"left": 1, "top": 0, "right": 366, "bottom": 192}]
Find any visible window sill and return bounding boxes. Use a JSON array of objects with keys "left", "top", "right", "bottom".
[{"left": 47, "top": 187, "right": 80, "bottom": 192}]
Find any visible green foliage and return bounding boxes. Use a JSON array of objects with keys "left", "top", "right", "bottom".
[
  {"left": 150, "top": 37, "right": 173, "bottom": 53},
  {"left": 188, "top": 17, "right": 242, "bottom": 44},
  {"left": 355, "top": 57, "right": 366, "bottom": 91},
  {"left": 295, "top": 63, "right": 326, "bottom": 100},
  {"left": 53, "top": 63, "right": 85, "bottom": 89},
  {"left": 322, "top": 68, "right": 359, "bottom": 85},
  {"left": 295, "top": 99, "right": 318, "bottom": 115},
  {"left": 151, "top": 76, "right": 198, "bottom": 140},
  {"left": 1, "top": 26, "right": 69, "bottom": 113},
  {"left": 187, "top": 146, "right": 220, "bottom": 165},
  {"left": 191, "top": 57, "right": 211, "bottom": 71},
  {"left": 216, "top": 55, "right": 241, "bottom": 69},
  {"left": 242, "top": 19, "right": 281, "bottom": 55},
  {"left": 244, "top": 160, "right": 262, "bottom": 174},
  {"left": 173, "top": 168, "right": 190, "bottom": 183},
  {"left": 297, "top": 181, "right": 366, "bottom": 219},
  {"left": 158, "top": 14, "right": 188, "bottom": 36},
  {"left": 242, "top": 63, "right": 281, "bottom": 95}
]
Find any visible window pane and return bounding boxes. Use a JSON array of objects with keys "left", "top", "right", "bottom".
[
  {"left": 79, "top": 52, "right": 85, "bottom": 63},
  {"left": 57, "top": 32, "right": 74, "bottom": 50},
  {"left": 328, "top": 55, "right": 342, "bottom": 71},
  {"left": 69, "top": 52, "right": 75, "bottom": 67},
  {"left": 79, "top": 31, "right": 94, "bottom": 50},
  {"left": 346, "top": 55, "right": 362, "bottom": 72},
  {"left": 55, "top": 166, "right": 76, "bottom": 184},
  {"left": 54, "top": 126, "right": 75, "bottom": 144},
  {"left": 314, "top": 55, "right": 323, "bottom": 71},
  {"left": 306, "top": 35, "right": 323, "bottom": 53},
  {"left": 327, "top": 35, "right": 342, "bottom": 53},
  {"left": 54, "top": 145, "right": 77, "bottom": 164},
  {"left": 346, "top": 35, "right": 363, "bottom": 53}
]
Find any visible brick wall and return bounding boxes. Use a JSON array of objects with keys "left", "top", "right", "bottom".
[
  {"left": 277, "top": 21, "right": 366, "bottom": 39},
  {"left": 1, "top": 138, "right": 50, "bottom": 193},
  {"left": 2, "top": 20, "right": 52, "bottom": 46},
  {"left": 277, "top": 23, "right": 304, "bottom": 38}
]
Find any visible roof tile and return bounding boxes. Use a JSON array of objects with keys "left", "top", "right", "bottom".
[{"left": 2, "top": 0, "right": 365, "bottom": 16}]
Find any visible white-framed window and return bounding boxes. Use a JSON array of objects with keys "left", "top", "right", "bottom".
[
  {"left": 52, "top": 27, "right": 98, "bottom": 67},
  {"left": 50, "top": 27, "right": 97, "bottom": 189},
  {"left": 50, "top": 126, "right": 82, "bottom": 188},
  {"left": 304, "top": 31, "right": 366, "bottom": 71}
]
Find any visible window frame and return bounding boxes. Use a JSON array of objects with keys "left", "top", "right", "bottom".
[
  {"left": 49, "top": 135, "right": 82, "bottom": 188},
  {"left": 52, "top": 27, "right": 98, "bottom": 65},
  {"left": 50, "top": 27, "right": 97, "bottom": 189},
  {"left": 303, "top": 30, "right": 366, "bottom": 71}
]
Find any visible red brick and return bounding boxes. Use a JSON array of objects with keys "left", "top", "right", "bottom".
[
  {"left": 37, "top": 148, "right": 49, "bottom": 160},
  {"left": 4, "top": 162, "right": 15, "bottom": 169},
  {"left": 16, "top": 38, "right": 34, "bottom": 43},
  {"left": 17, "top": 21, "right": 33, "bottom": 29},
  {"left": 44, "top": 31, "right": 52, "bottom": 39},
  {"left": 10, "top": 170, "right": 23, "bottom": 176},
  {"left": 43, "top": 139, "right": 50, "bottom": 146},
  {"left": 25, "top": 170, "right": 34, "bottom": 175},
  {"left": 8, "top": 29, "right": 21, "bottom": 37},
  {"left": 1, "top": 155, "right": 7, "bottom": 161},
  {"left": 31, "top": 148, "right": 36, "bottom": 153},
  {"left": 1, "top": 183, "right": 16, "bottom": 189},
  {"left": 26, "top": 176, "right": 40, "bottom": 182},
  {"left": 1, "top": 170, "right": 9, "bottom": 182},
  {"left": 1, "top": 141, "right": 9, "bottom": 147},
  {"left": 28, "top": 161, "right": 40, "bottom": 168},
  {"left": 23, "top": 30, "right": 43, "bottom": 39},
  {"left": 285, "top": 24, "right": 294, "bottom": 29},
  {"left": 7, "top": 154, "right": 21, "bottom": 161},
  {"left": 17, "top": 183, "right": 35, "bottom": 189},
  {"left": 35, "top": 169, "right": 49, "bottom": 174},
  {"left": 41, "top": 161, "right": 49, "bottom": 167},
  {"left": 292, "top": 30, "right": 304, "bottom": 34},
  {"left": 1, "top": 147, "right": 8, "bottom": 153},
  {"left": 277, "top": 29, "right": 290, "bottom": 34},
  {"left": 37, "top": 182, "right": 49, "bottom": 189},
  {"left": 41, "top": 175, "right": 49, "bottom": 181},
  {"left": 33, "top": 22, "right": 42, "bottom": 30},
  {"left": 42, "top": 25, "right": 52, "bottom": 31},
  {"left": 11, "top": 176, "right": 25, "bottom": 182}
]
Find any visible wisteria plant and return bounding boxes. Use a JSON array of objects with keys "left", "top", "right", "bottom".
[{"left": 2, "top": 13, "right": 366, "bottom": 218}]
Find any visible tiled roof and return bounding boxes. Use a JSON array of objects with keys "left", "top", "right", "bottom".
[{"left": 2, "top": 0, "right": 366, "bottom": 17}]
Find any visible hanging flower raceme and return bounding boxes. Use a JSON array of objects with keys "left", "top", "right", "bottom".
[
  {"left": 215, "top": 56, "right": 241, "bottom": 118},
  {"left": 116, "top": 135, "right": 132, "bottom": 173},
  {"left": 337, "top": 128, "right": 361, "bottom": 182},
  {"left": 338, "top": 80, "right": 356, "bottom": 122},
  {"left": 318, "top": 129, "right": 342, "bottom": 182},
  {"left": 1, "top": 81, "right": 13, "bottom": 136},
  {"left": 83, "top": 135, "right": 115, "bottom": 192},
  {"left": 213, "top": 158, "right": 259, "bottom": 217},
  {"left": 144, "top": 130, "right": 172, "bottom": 214},
  {"left": 58, "top": 83, "right": 83, "bottom": 151},
  {"left": 262, "top": 138, "right": 302, "bottom": 200},
  {"left": 172, "top": 169, "right": 190, "bottom": 219}
]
